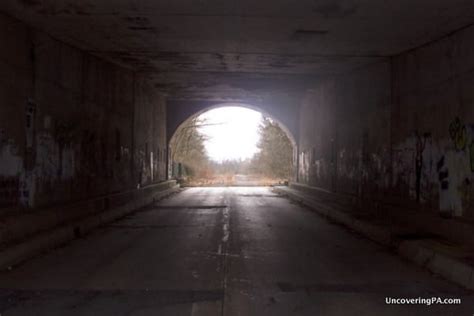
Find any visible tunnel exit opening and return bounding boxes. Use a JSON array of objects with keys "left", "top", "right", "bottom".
[{"left": 168, "top": 104, "right": 297, "bottom": 186}]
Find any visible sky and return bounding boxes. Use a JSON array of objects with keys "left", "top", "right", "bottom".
[{"left": 197, "top": 106, "right": 262, "bottom": 162}]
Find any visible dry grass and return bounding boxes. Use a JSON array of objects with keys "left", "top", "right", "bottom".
[{"left": 182, "top": 174, "right": 288, "bottom": 187}]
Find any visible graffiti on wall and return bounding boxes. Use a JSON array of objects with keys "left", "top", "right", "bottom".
[
  {"left": 1, "top": 101, "right": 81, "bottom": 209},
  {"left": 435, "top": 150, "right": 467, "bottom": 216},
  {"left": 0, "top": 129, "right": 22, "bottom": 208},
  {"left": 414, "top": 132, "right": 430, "bottom": 202},
  {"left": 36, "top": 129, "right": 76, "bottom": 182},
  {"left": 440, "top": 117, "right": 474, "bottom": 216},
  {"left": 393, "top": 132, "right": 438, "bottom": 204},
  {"left": 0, "top": 137, "right": 22, "bottom": 177},
  {"left": 393, "top": 116, "right": 474, "bottom": 217},
  {"left": 20, "top": 100, "right": 37, "bottom": 208}
]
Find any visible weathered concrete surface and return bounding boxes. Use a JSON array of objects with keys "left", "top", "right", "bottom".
[
  {"left": 287, "top": 182, "right": 474, "bottom": 249},
  {"left": 1, "top": 0, "right": 474, "bottom": 230},
  {"left": 0, "top": 12, "right": 167, "bottom": 214},
  {"left": 391, "top": 24, "right": 474, "bottom": 219},
  {"left": 275, "top": 184, "right": 474, "bottom": 290},
  {"left": 0, "top": 181, "right": 179, "bottom": 270},
  {"left": 298, "top": 61, "right": 391, "bottom": 194},
  {"left": 2, "top": 2, "right": 474, "bottom": 299},
  {"left": 0, "top": 187, "right": 472, "bottom": 315},
  {"left": 297, "top": 20, "right": 474, "bottom": 220},
  {"left": 3, "top": 0, "right": 474, "bottom": 99}
]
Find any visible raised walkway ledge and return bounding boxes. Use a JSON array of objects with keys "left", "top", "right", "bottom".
[
  {"left": 273, "top": 183, "right": 474, "bottom": 290},
  {"left": 0, "top": 180, "right": 180, "bottom": 270}
]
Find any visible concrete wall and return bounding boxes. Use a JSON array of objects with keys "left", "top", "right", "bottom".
[
  {"left": 0, "top": 13, "right": 167, "bottom": 214},
  {"left": 299, "top": 24, "right": 474, "bottom": 220},
  {"left": 391, "top": 25, "right": 474, "bottom": 219},
  {"left": 298, "top": 61, "right": 391, "bottom": 200},
  {"left": 134, "top": 78, "right": 167, "bottom": 187}
]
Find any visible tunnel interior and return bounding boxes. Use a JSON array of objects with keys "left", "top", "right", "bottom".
[
  {"left": 0, "top": 0, "right": 474, "bottom": 244},
  {"left": 1, "top": 1, "right": 474, "bottom": 313}
]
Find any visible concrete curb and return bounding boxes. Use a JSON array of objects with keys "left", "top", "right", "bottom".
[
  {"left": 274, "top": 187, "right": 392, "bottom": 246},
  {"left": 0, "top": 181, "right": 178, "bottom": 246},
  {"left": 274, "top": 186, "right": 474, "bottom": 290},
  {"left": 398, "top": 240, "right": 474, "bottom": 290},
  {"left": 0, "top": 185, "right": 180, "bottom": 270}
]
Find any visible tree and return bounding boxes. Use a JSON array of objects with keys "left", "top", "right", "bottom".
[
  {"left": 170, "top": 117, "right": 210, "bottom": 178},
  {"left": 253, "top": 117, "right": 293, "bottom": 179}
]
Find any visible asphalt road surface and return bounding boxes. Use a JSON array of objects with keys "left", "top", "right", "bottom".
[{"left": 0, "top": 187, "right": 472, "bottom": 315}]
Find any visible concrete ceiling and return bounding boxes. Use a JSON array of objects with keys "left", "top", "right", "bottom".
[{"left": 3, "top": 0, "right": 474, "bottom": 100}]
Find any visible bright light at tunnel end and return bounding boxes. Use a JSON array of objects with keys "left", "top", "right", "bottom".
[{"left": 197, "top": 106, "right": 263, "bottom": 162}]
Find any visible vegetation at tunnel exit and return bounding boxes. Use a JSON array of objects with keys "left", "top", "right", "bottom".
[
  {"left": 170, "top": 116, "right": 293, "bottom": 184},
  {"left": 252, "top": 117, "right": 293, "bottom": 179},
  {"left": 170, "top": 117, "right": 210, "bottom": 178}
]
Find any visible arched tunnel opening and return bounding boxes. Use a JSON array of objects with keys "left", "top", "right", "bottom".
[{"left": 169, "top": 104, "right": 297, "bottom": 186}]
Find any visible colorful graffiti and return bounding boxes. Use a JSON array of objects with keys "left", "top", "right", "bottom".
[
  {"left": 392, "top": 116, "right": 474, "bottom": 217},
  {"left": 435, "top": 117, "right": 474, "bottom": 216}
]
